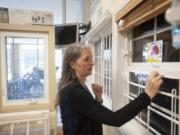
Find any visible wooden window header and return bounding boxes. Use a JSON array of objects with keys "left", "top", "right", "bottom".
[{"left": 115, "top": 0, "right": 171, "bottom": 32}]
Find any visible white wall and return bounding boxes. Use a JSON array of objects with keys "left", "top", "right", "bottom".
[
  {"left": 66, "top": 0, "right": 83, "bottom": 23},
  {"left": 0, "top": 0, "right": 62, "bottom": 24},
  {"left": 0, "top": 0, "right": 84, "bottom": 24},
  {"left": 101, "top": 0, "right": 130, "bottom": 15},
  {"left": 88, "top": 0, "right": 132, "bottom": 135}
]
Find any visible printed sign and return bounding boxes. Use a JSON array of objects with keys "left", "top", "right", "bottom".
[{"left": 143, "top": 40, "right": 163, "bottom": 62}]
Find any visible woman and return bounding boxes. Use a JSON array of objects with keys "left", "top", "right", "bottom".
[{"left": 58, "top": 44, "right": 163, "bottom": 135}]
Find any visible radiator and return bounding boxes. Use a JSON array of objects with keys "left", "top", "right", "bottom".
[{"left": 0, "top": 110, "right": 50, "bottom": 135}]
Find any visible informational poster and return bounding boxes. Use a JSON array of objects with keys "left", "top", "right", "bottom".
[
  {"left": 31, "top": 11, "right": 53, "bottom": 25},
  {"left": 143, "top": 40, "right": 163, "bottom": 62},
  {"left": 4, "top": 8, "right": 53, "bottom": 25}
]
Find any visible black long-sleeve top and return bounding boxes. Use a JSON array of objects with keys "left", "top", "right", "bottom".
[{"left": 60, "top": 82, "right": 151, "bottom": 135}]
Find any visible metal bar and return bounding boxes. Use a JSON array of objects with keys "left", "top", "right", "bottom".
[
  {"left": 132, "top": 32, "right": 155, "bottom": 41},
  {"left": 138, "top": 80, "right": 141, "bottom": 118},
  {"left": 156, "top": 26, "right": 172, "bottom": 34},
  {"left": 148, "top": 107, "right": 179, "bottom": 125},
  {"left": 128, "top": 92, "right": 179, "bottom": 119},
  {"left": 158, "top": 91, "right": 179, "bottom": 100},
  {"left": 172, "top": 89, "right": 177, "bottom": 135},
  {"left": 123, "top": 94, "right": 134, "bottom": 100},
  {"left": 102, "top": 75, "right": 112, "bottom": 81},
  {"left": 101, "top": 39, "right": 103, "bottom": 86},
  {"left": 128, "top": 81, "right": 179, "bottom": 99},
  {"left": 171, "top": 89, "right": 174, "bottom": 135},
  {"left": 128, "top": 81, "right": 145, "bottom": 88},
  {"left": 10, "top": 123, "right": 14, "bottom": 135},
  {"left": 154, "top": 16, "right": 157, "bottom": 42},
  {"left": 129, "top": 93, "right": 137, "bottom": 98},
  {"left": 43, "top": 120, "right": 47, "bottom": 135},
  {"left": 26, "top": 121, "right": 29, "bottom": 135},
  {"left": 132, "top": 26, "right": 172, "bottom": 41},
  {"left": 147, "top": 109, "right": 150, "bottom": 131},
  {"left": 135, "top": 116, "right": 161, "bottom": 135},
  {"left": 124, "top": 94, "right": 179, "bottom": 124},
  {"left": 151, "top": 103, "right": 179, "bottom": 119},
  {"left": 0, "top": 118, "right": 47, "bottom": 125},
  {"left": 179, "top": 80, "right": 180, "bottom": 135}
]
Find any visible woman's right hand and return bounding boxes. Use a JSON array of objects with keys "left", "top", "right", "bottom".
[{"left": 145, "top": 71, "right": 163, "bottom": 100}]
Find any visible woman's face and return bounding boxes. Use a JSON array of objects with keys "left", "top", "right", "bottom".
[{"left": 72, "top": 48, "right": 95, "bottom": 77}]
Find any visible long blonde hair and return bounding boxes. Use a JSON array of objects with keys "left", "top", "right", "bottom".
[{"left": 58, "top": 44, "right": 91, "bottom": 99}]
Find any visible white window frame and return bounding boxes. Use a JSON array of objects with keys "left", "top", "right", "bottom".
[
  {"left": 103, "top": 33, "right": 113, "bottom": 100},
  {"left": 123, "top": 15, "right": 180, "bottom": 135},
  {"left": 128, "top": 17, "right": 180, "bottom": 72},
  {"left": 0, "top": 32, "right": 49, "bottom": 106},
  {"left": 93, "top": 22, "right": 113, "bottom": 109}
]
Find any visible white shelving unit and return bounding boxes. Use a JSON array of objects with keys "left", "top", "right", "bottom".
[{"left": 0, "top": 110, "right": 50, "bottom": 135}]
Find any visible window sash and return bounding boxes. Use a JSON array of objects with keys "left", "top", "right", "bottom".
[
  {"left": 94, "top": 34, "right": 113, "bottom": 100},
  {"left": 126, "top": 71, "right": 180, "bottom": 135},
  {"left": 0, "top": 32, "right": 49, "bottom": 106}
]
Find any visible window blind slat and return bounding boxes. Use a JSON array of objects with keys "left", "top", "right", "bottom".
[{"left": 115, "top": 0, "right": 143, "bottom": 22}]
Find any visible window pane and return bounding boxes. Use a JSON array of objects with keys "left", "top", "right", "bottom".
[
  {"left": 132, "top": 36, "right": 154, "bottom": 62},
  {"left": 157, "top": 13, "right": 171, "bottom": 30},
  {"left": 14, "top": 122, "right": 26, "bottom": 134},
  {"left": 29, "top": 120, "right": 44, "bottom": 134},
  {"left": 6, "top": 37, "right": 45, "bottom": 100},
  {"left": 129, "top": 85, "right": 139, "bottom": 96},
  {"left": 153, "top": 77, "right": 179, "bottom": 113},
  {"left": 14, "top": 37, "right": 38, "bottom": 44},
  {"left": 129, "top": 72, "right": 147, "bottom": 84},
  {"left": 132, "top": 13, "right": 180, "bottom": 63},
  {"left": 133, "top": 18, "right": 154, "bottom": 38},
  {"left": 150, "top": 111, "right": 171, "bottom": 135},
  {"left": 0, "top": 124, "right": 11, "bottom": 134},
  {"left": 141, "top": 109, "right": 148, "bottom": 123},
  {"left": 157, "top": 30, "right": 180, "bottom": 62},
  {"left": 160, "top": 78, "right": 179, "bottom": 95},
  {"left": 95, "top": 40, "right": 102, "bottom": 84},
  {"left": 6, "top": 44, "right": 13, "bottom": 80},
  {"left": 38, "top": 38, "right": 45, "bottom": 45},
  {"left": 6, "top": 37, "right": 13, "bottom": 44}
]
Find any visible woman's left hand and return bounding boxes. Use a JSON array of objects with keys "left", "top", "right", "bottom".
[{"left": 91, "top": 83, "right": 103, "bottom": 102}]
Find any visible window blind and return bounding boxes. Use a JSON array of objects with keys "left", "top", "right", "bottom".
[{"left": 115, "top": 0, "right": 171, "bottom": 32}]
